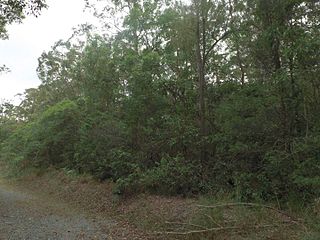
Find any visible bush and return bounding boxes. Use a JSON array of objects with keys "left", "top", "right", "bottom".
[
  {"left": 0, "top": 100, "right": 80, "bottom": 170},
  {"left": 112, "top": 154, "right": 201, "bottom": 196},
  {"left": 143, "top": 154, "right": 201, "bottom": 195}
]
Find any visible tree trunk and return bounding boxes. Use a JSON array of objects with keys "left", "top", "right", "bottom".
[{"left": 195, "top": 4, "right": 207, "bottom": 166}]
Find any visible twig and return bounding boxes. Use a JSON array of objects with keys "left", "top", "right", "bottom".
[
  {"left": 203, "top": 213, "right": 223, "bottom": 227},
  {"left": 165, "top": 221, "right": 208, "bottom": 230}
]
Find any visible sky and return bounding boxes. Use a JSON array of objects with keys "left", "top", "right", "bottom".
[{"left": 0, "top": 0, "right": 96, "bottom": 103}]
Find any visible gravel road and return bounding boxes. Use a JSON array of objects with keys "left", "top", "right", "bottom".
[{"left": 0, "top": 185, "right": 114, "bottom": 240}]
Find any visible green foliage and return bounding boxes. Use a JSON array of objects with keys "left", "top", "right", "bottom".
[
  {"left": 0, "top": 101, "right": 18, "bottom": 143},
  {"left": 74, "top": 112, "right": 128, "bottom": 179},
  {"left": 212, "top": 81, "right": 319, "bottom": 201},
  {"left": 212, "top": 83, "right": 279, "bottom": 199},
  {"left": 1, "top": 100, "right": 80, "bottom": 170},
  {"left": 0, "top": 123, "right": 31, "bottom": 171},
  {"left": 36, "top": 100, "right": 80, "bottom": 166},
  {"left": 0, "top": 0, "right": 46, "bottom": 73},
  {"left": 0, "top": 0, "right": 47, "bottom": 39},
  {"left": 2, "top": 0, "right": 319, "bottom": 204},
  {"left": 291, "top": 136, "right": 320, "bottom": 199},
  {"left": 143, "top": 154, "right": 200, "bottom": 195},
  {"left": 113, "top": 154, "right": 201, "bottom": 196}
]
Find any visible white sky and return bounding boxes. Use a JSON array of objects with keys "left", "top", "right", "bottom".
[{"left": 0, "top": 0, "right": 96, "bottom": 103}]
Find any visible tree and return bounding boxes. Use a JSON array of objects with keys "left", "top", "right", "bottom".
[
  {"left": 0, "top": 0, "right": 47, "bottom": 72},
  {"left": 0, "top": 0, "right": 47, "bottom": 39},
  {"left": 191, "top": 0, "right": 232, "bottom": 167}
]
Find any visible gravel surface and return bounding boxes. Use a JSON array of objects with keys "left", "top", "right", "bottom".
[{"left": 0, "top": 185, "right": 115, "bottom": 240}]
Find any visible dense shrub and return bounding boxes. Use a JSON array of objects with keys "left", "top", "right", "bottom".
[
  {"left": 0, "top": 100, "right": 80, "bottom": 169},
  {"left": 114, "top": 154, "right": 201, "bottom": 196},
  {"left": 291, "top": 135, "right": 320, "bottom": 200},
  {"left": 143, "top": 154, "right": 201, "bottom": 195}
]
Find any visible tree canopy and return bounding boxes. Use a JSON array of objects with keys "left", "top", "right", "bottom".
[
  {"left": 0, "top": 0, "right": 46, "bottom": 73},
  {"left": 0, "top": 0, "right": 47, "bottom": 39}
]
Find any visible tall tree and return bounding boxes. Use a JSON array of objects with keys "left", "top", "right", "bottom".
[{"left": 191, "top": 0, "right": 232, "bottom": 166}]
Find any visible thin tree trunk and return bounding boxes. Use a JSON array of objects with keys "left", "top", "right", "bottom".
[{"left": 195, "top": 3, "right": 207, "bottom": 166}]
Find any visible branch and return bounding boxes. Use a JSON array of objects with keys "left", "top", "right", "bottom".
[
  {"left": 155, "top": 223, "right": 290, "bottom": 236},
  {"left": 203, "top": 213, "right": 223, "bottom": 227},
  {"left": 204, "top": 30, "right": 231, "bottom": 61},
  {"left": 197, "top": 202, "right": 307, "bottom": 230}
]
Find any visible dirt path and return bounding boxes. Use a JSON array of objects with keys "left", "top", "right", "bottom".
[
  {"left": 0, "top": 184, "right": 115, "bottom": 240},
  {"left": 0, "top": 170, "right": 190, "bottom": 240}
]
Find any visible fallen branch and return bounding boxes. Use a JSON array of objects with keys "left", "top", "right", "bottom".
[
  {"left": 197, "top": 202, "right": 287, "bottom": 213},
  {"left": 155, "top": 223, "right": 289, "bottom": 236},
  {"left": 196, "top": 202, "right": 308, "bottom": 231}
]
